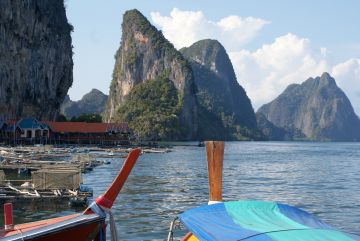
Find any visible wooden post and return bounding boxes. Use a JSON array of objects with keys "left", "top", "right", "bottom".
[
  {"left": 205, "top": 141, "right": 224, "bottom": 204},
  {"left": 4, "top": 203, "right": 14, "bottom": 231}
]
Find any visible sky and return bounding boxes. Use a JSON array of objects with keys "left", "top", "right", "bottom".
[{"left": 66, "top": 0, "right": 360, "bottom": 115}]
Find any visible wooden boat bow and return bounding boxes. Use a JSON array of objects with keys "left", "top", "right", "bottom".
[
  {"left": 0, "top": 148, "right": 142, "bottom": 241},
  {"left": 85, "top": 147, "right": 141, "bottom": 213}
]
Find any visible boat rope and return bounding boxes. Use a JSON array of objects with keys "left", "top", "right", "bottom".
[
  {"left": 107, "top": 209, "right": 118, "bottom": 241},
  {"left": 89, "top": 202, "right": 119, "bottom": 241}
]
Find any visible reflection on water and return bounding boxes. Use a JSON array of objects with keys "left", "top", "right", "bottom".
[
  {"left": 1, "top": 142, "right": 360, "bottom": 240},
  {"left": 0, "top": 199, "right": 82, "bottom": 226}
]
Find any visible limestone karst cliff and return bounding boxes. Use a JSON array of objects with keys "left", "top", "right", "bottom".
[
  {"left": 61, "top": 89, "right": 108, "bottom": 118},
  {"left": 0, "top": 0, "right": 73, "bottom": 120},
  {"left": 257, "top": 73, "right": 360, "bottom": 141},
  {"left": 256, "top": 112, "right": 290, "bottom": 141},
  {"left": 104, "top": 9, "right": 197, "bottom": 140},
  {"left": 180, "top": 39, "right": 260, "bottom": 140}
]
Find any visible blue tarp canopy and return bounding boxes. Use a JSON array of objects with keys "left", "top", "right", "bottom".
[{"left": 179, "top": 200, "right": 360, "bottom": 241}]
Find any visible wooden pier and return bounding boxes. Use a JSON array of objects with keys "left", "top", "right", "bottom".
[{"left": 0, "top": 144, "right": 171, "bottom": 205}]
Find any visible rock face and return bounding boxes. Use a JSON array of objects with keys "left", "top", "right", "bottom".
[
  {"left": 104, "top": 9, "right": 197, "bottom": 140},
  {"left": 258, "top": 73, "right": 360, "bottom": 141},
  {"left": 0, "top": 0, "right": 73, "bottom": 120},
  {"left": 61, "top": 89, "right": 108, "bottom": 118},
  {"left": 256, "top": 112, "right": 290, "bottom": 141},
  {"left": 180, "top": 39, "right": 259, "bottom": 140}
]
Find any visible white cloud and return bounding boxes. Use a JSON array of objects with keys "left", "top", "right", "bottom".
[
  {"left": 150, "top": 8, "right": 269, "bottom": 50},
  {"left": 332, "top": 59, "right": 360, "bottom": 115},
  {"left": 229, "top": 33, "right": 360, "bottom": 115},
  {"left": 151, "top": 9, "right": 360, "bottom": 116},
  {"left": 229, "top": 33, "right": 329, "bottom": 109},
  {"left": 227, "top": 34, "right": 360, "bottom": 116}
]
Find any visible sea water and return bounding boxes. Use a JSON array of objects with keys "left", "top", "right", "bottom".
[{"left": 3, "top": 142, "right": 360, "bottom": 240}]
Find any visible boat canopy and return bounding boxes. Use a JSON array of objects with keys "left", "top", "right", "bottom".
[{"left": 179, "top": 200, "right": 360, "bottom": 241}]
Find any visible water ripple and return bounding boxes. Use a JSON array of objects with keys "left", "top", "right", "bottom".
[{"left": 2, "top": 142, "right": 360, "bottom": 240}]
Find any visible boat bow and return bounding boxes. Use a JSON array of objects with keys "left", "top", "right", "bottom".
[{"left": 0, "top": 148, "right": 142, "bottom": 241}]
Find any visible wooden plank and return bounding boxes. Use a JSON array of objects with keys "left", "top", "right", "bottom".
[{"left": 205, "top": 141, "right": 224, "bottom": 202}]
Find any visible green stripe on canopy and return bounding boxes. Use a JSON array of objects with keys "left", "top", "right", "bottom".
[
  {"left": 179, "top": 201, "right": 360, "bottom": 241},
  {"left": 224, "top": 201, "right": 307, "bottom": 233}
]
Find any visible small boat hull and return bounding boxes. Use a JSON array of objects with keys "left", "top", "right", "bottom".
[
  {"left": 0, "top": 148, "right": 142, "bottom": 241},
  {"left": 0, "top": 214, "right": 104, "bottom": 241}
]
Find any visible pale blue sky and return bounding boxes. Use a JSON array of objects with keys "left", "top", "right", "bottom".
[{"left": 66, "top": 0, "right": 360, "bottom": 113}]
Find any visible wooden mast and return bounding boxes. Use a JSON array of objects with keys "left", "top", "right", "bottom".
[{"left": 205, "top": 141, "right": 224, "bottom": 204}]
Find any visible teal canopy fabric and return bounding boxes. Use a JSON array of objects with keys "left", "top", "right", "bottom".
[{"left": 179, "top": 200, "right": 360, "bottom": 241}]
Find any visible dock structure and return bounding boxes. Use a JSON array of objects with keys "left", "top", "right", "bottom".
[
  {"left": 0, "top": 143, "right": 171, "bottom": 204},
  {"left": 0, "top": 167, "right": 92, "bottom": 205},
  {"left": 0, "top": 156, "right": 91, "bottom": 173},
  {"left": 32, "top": 168, "right": 81, "bottom": 190},
  {"left": 0, "top": 146, "right": 114, "bottom": 173},
  {"left": 0, "top": 147, "right": 102, "bottom": 205},
  {"left": 0, "top": 118, "right": 131, "bottom": 146}
]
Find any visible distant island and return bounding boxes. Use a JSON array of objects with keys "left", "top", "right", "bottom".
[
  {"left": 61, "top": 89, "right": 108, "bottom": 119},
  {"left": 257, "top": 72, "right": 360, "bottom": 141}
]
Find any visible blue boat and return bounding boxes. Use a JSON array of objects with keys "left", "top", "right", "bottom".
[{"left": 170, "top": 141, "right": 360, "bottom": 241}]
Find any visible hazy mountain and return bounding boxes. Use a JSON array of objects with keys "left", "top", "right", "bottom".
[
  {"left": 258, "top": 72, "right": 360, "bottom": 141},
  {"left": 61, "top": 89, "right": 108, "bottom": 118},
  {"left": 180, "top": 39, "right": 260, "bottom": 140},
  {"left": 256, "top": 112, "right": 290, "bottom": 141}
]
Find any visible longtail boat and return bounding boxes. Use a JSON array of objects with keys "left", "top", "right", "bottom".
[
  {"left": 172, "top": 141, "right": 360, "bottom": 241},
  {"left": 0, "top": 148, "right": 141, "bottom": 241}
]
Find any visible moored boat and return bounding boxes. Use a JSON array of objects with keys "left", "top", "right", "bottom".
[
  {"left": 171, "top": 141, "right": 360, "bottom": 241},
  {"left": 0, "top": 148, "right": 141, "bottom": 241}
]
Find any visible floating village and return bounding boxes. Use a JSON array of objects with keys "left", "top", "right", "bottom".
[{"left": 0, "top": 118, "right": 170, "bottom": 207}]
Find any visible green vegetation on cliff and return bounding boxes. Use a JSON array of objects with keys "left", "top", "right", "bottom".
[
  {"left": 56, "top": 113, "right": 102, "bottom": 123},
  {"left": 71, "top": 114, "right": 102, "bottom": 123},
  {"left": 109, "top": 9, "right": 190, "bottom": 93},
  {"left": 256, "top": 112, "right": 290, "bottom": 141},
  {"left": 122, "top": 9, "right": 187, "bottom": 62},
  {"left": 195, "top": 64, "right": 261, "bottom": 140},
  {"left": 61, "top": 89, "right": 108, "bottom": 118},
  {"left": 115, "top": 75, "right": 183, "bottom": 140},
  {"left": 105, "top": 9, "right": 197, "bottom": 140}
]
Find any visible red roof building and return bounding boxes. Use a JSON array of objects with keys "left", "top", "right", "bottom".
[
  {"left": 1, "top": 118, "right": 130, "bottom": 145},
  {"left": 44, "top": 122, "right": 129, "bottom": 134},
  {"left": 43, "top": 122, "right": 130, "bottom": 145}
]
